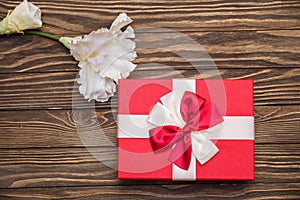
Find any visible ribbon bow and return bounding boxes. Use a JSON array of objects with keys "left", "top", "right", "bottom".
[{"left": 147, "top": 91, "right": 224, "bottom": 170}]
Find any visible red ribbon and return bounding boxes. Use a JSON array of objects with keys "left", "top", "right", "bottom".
[{"left": 149, "top": 91, "right": 224, "bottom": 170}]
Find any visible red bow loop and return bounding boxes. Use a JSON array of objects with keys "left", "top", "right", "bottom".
[{"left": 149, "top": 91, "right": 224, "bottom": 170}]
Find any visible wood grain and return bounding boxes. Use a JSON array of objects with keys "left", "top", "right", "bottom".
[
  {"left": 1, "top": 0, "right": 300, "bottom": 33},
  {"left": 0, "top": 144, "right": 299, "bottom": 188},
  {"left": 0, "top": 0, "right": 299, "bottom": 199},
  {"left": 0, "top": 69, "right": 299, "bottom": 110},
  {"left": 0, "top": 105, "right": 299, "bottom": 148},
  {"left": 0, "top": 30, "right": 299, "bottom": 73},
  {"left": 0, "top": 182, "right": 299, "bottom": 200}
]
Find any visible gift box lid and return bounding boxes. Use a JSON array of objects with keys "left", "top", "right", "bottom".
[{"left": 118, "top": 79, "right": 254, "bottom": 181}]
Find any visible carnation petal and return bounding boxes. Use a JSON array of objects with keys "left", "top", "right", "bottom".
[
  {"left": 110, "top": 13, "right": 133, "bottom": 32},
  {"left": 71, "top": 29, "right": 109, "bottom": 62},
  {"left": 124, "top": 26, "right": 135, "bottom": 39},
  {"left": 77, "top": 61, "right": 116, "bottom": 102}
]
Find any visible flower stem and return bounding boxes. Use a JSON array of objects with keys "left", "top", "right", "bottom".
[
  {"left": 24, "top": 30, "right": 72, "bottom": 49},
  {"left": 24, "top": 30, "right": 60, "bottom": 41}
]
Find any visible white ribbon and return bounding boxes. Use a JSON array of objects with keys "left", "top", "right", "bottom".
[
  {"left": 147, "top": 91, "right": 221, "bottom": 167},
  {"left": 118, "top": 115, "right": 254, "bottom": 140}
]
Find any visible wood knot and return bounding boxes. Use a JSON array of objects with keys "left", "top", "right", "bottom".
[{"left": 71, "top": 109, "right": 96, "bottom": 126}]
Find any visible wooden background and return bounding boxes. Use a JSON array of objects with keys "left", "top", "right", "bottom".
[{"left": 0, "top": 0, "right": 300, "bottom": 199}]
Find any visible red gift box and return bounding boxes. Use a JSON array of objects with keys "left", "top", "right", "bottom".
[{"left": 118, "top": 79, "right": 254, "bottom": 180}]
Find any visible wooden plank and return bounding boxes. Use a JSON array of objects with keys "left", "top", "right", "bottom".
[
  {"left": 0, "top": 68, "right": 299, "bottom": 110},
  {"left": 1, "top": 0, "right": 299, "bottom": 33},
  {"left": 0, "top": 182, "right": 299, "bottom": 199},
  {"left": 0, "top": 1, "right": 298, "bottom": 198},
  {"left": 0, "top": 105, "right": 299, "bottom": 148},
  {"left": 1, "top": 30, "right": 299, "bottom": 73},
  {"left": 0, "top": 144, "right": 299, "bottom": 188},
  {"left": 135, "top": 30, "right": 300, "bottom": 70}
]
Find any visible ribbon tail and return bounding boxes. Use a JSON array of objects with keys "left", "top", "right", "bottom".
[
  {"left": 168, "top": 134, "right": 192, "bottom": 170},
  {"left": 191, "top": 132, "right": 219, "bottom": 165}
]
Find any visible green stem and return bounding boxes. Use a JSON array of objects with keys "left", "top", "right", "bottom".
[
  {"left": 24, "top": 30, "right": 72, "bottom": 49},
  {"left": 24, "top": 30, "right": 60, "bottom": 41}
]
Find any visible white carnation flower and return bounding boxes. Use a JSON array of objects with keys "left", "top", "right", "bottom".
[
  {"left": 77, "top": 61, "right": 116, "bottom": 102},
  {"left": 70, "top": 13, "right": 136, "bottom": 102},
  {"left": 0, "top": 0, "right": 42, "bottom": 35}
]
